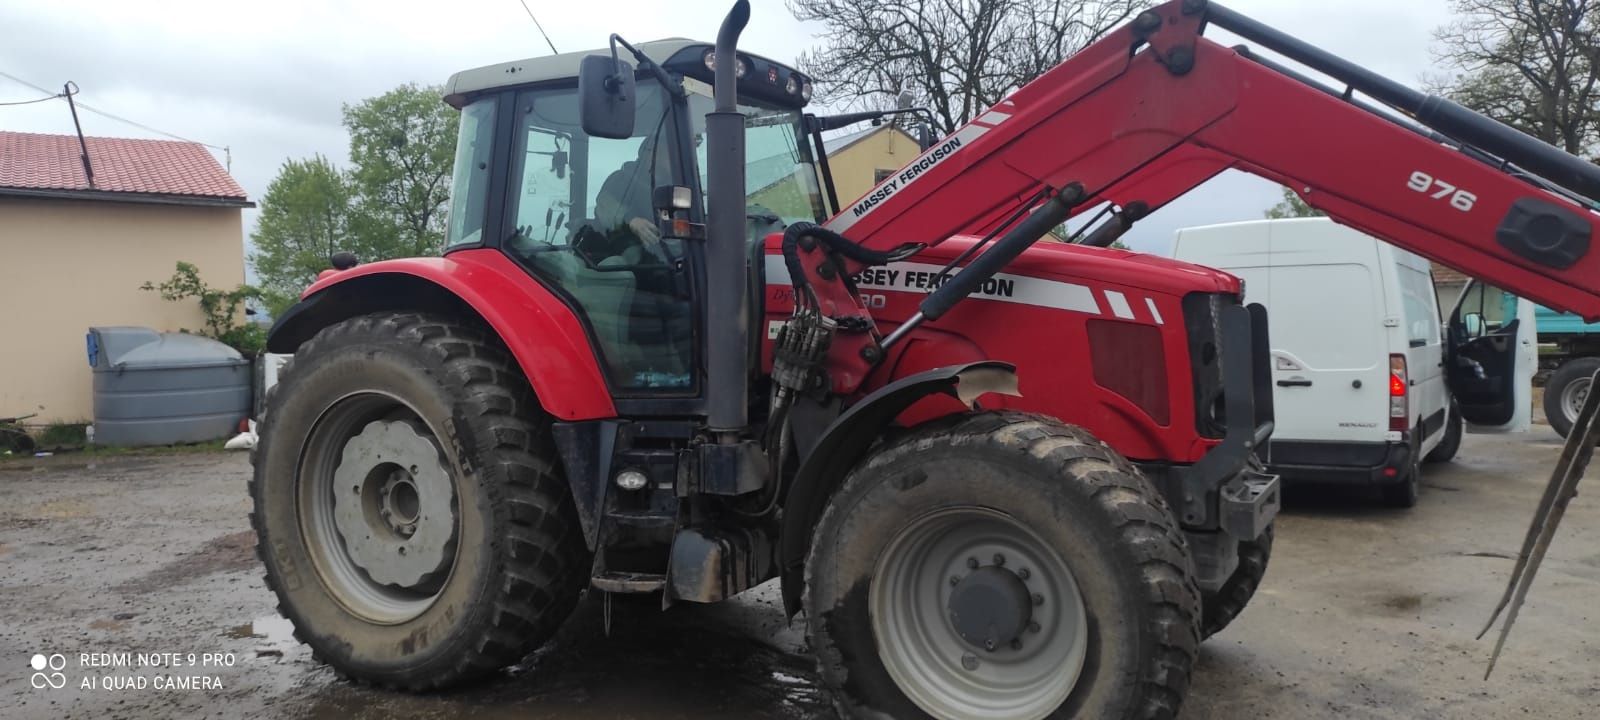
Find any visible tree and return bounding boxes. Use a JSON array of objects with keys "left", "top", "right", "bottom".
[
  {"left": 249, "top": 84, "right": 461, "bottom": 317},
  {"left": 249, "top": 156, "right": 356, "bottom": 317},
  {"left": 1264, "top": 187, "right": 1325, "bottom": 219},
  {"left": 343, "top": 83, "right": 460, "bottom": 257},
  {"left": 788, "top": 0, "right": 1139, "bottom": 133},
  {"left": 1430, "top": 0, "right": 1600, "bottom": 157}
]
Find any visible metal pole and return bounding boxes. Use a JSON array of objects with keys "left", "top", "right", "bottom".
[{"left": 63, "top": 82, "right": 94, "bottom": 188}]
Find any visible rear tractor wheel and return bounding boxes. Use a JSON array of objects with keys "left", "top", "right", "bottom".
[
  {"left": 251, "top": 312, "right": 588, "bottom": 690},
  {"left": 806, "top": 411, "right": 1201, "bottom": 720}
]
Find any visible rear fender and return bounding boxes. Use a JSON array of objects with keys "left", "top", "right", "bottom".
[
  {"left": 266, "top": 249, "right": 616, "bottom": 420},
  {"left": 777, "top": 361, "right": 1019, "bottom": 615}
]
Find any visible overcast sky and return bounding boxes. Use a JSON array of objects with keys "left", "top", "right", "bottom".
[{"left": 1, "top": 0, "right": 1454, "bottom": 261}]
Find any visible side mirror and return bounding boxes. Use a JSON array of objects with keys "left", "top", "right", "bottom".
[
  {"left": 1462, "top": 311, "right": 1486, "bottom": 339},
  {"left": 578, "top": 55, "right": 636, "bottom": 140}
]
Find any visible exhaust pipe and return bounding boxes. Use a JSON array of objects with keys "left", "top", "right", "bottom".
[{"left": 705, "top": 0, "right": 751, "bottom": 432}]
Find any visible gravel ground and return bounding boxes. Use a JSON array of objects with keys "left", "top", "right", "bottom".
[{"left": 1, "top": 428, "right": 1597, "bottom": 719}]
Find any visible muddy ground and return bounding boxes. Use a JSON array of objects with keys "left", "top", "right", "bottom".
[{"left": 2, "top": 429, "right": 1598, "bottom": 719}]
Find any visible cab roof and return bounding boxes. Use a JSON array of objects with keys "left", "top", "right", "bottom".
[{"left": 443, "top": 39, "right": 809, "bottom": 109}]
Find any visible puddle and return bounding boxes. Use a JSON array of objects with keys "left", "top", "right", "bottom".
[
  {"left": 225, "top": 614, "right": 300, "bottom": 655},
  {"left": 279, "top": 592, "right": 833, "bottom": 719}
]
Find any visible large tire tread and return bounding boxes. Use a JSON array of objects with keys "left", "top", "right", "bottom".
[
  {"left": 1199, "top": 527, "right": 1273, "bottom": 640},
  {"left": 250, "top": 312, "right": 586, "bottom": 691},
  {"left": 808, "top": 411, "right": 1201, "bottom": 720}
]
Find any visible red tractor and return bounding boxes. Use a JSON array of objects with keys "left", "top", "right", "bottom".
[{"left": 253, "top": 1, "right": 1600, "bottom": 717}]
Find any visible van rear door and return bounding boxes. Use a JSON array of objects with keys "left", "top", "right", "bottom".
[
  {"left": 1264, "top": 223, "right": 1386, "bottom": 443},
  {"left": 1447, "top": 279, "right": 1534, "bottom": 432}
]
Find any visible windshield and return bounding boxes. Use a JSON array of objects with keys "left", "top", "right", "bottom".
[{"left": 685, "top": 87, "right": 828, "bottom": 227}]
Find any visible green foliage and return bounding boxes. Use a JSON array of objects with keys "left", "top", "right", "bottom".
[
  {"left": 1264, "top": 187, "right": 1325, "bottom": 219},
  {"left": 38, "top": 422, "right": 87, "bottom": 448},
  {"left": 249, "top": 84, "right": 459, "bottom": 318},
  {"left": 141, "top": 262, "right": 266, "bottom": 355},
  {"left": 250, "top": 155, "right": 354, "bottom": 317},
  {"left": 342, "top": 83, "right": 460, "bottom": 257}
]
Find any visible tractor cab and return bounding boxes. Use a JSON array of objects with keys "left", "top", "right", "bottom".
[{"left": 441, "top": 41, "right": 828, "bottom": 393}]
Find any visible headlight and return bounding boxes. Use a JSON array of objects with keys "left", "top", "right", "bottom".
[
  {"left": 785, "top": 75, "right": 800, "bottom": 95},
  {"left": 701, "top": 51, "right": 748, "bottom": 78},
  {"left": 801, "top": 81, "right": 813, "bottom": 101}
]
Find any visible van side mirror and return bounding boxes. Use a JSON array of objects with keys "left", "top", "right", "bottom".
[
  {"left": 1462, "top": 311, "right": 1486, "bottom": 339},
  {"left": 578, "top": 55, "right": 636, "bottom": 140}
]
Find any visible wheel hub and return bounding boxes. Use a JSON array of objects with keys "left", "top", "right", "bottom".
[
  {"left": 1566, "top": 378, "right": 1591, "bottom": 421},
  {"left": 331, "top": 420, "right": 456, "bottom": 588},
  {"left": 948, "top": 565, "right": 1033, "bottom": 650}
]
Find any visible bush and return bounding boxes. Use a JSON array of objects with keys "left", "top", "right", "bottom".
[{"left": 142, "top": 262, "right": 266, "bottom": 355}]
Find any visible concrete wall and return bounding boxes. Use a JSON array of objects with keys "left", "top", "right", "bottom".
[
  {"left": 829, "top": 127, "right": 921, "bottom": 207},
  {"left": 0, "top": 197, "right": 245, "bottom": 423}
]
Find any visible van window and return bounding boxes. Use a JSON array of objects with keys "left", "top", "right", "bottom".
[
  {"left": 1458, "top": 281, "right": 1514, "bottom": 331},
  {"left": 1397, "top": 266, "right": 1439, "bottom": 347}
]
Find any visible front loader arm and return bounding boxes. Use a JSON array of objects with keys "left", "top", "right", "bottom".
[{"left": 800, "top": 0, "right": 1600, "bottom": 347}]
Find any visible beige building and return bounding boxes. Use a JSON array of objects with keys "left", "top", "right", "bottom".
[
  {"left": 823, "top": 124, "right": 922, "bottom": 206},
  {"left": 0, "top": 131, "right": 250, "bottom": 422}
]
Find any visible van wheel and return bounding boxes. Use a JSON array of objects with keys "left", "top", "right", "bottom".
[
  {"left": 1545, "top": 357, "right": 1600, "bottom": 438},
  {"left": 1424, "top": 400, "right": 1462, "bottom": 464},
  {"left": 806, "top": 411, "right": 1200, "bottom": 720},
  {"left": 252, "top": 312, "right": 588, "bottom": 690},
  {"left": 1380, "top": 429, "right": 1421, "bottom": 509}
]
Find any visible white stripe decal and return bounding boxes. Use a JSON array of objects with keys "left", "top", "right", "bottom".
[
  {"left": 1145, "top": 297, "right": 1164, "bottom": 325},
  {"left": 980, "top": 111, "right": 1011, "bottom": 124},
  {"left": 1105, "top": 290, "right": 1135, "bottom": 319},
  {"left": 764, "top": 257, "right": 1100, "bottom": 315}
]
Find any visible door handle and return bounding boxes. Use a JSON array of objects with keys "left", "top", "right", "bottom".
[{"left": 1276, "top": 379, "right": 1313, "bottom": 387}]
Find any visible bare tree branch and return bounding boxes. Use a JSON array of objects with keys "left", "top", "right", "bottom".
[
  {"left": 789, "top": 0, "right": 1138, "bottom": 133},
  {"left": 1430, "top": 0, "right": 1600, "bottom": 156}
]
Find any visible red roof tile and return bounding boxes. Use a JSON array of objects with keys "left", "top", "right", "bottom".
[{"left": 0, "top": 130, "right": 246, "bottom": 201}]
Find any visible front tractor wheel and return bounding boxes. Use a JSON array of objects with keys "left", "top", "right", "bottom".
[
  {"left": 251, "top": 312, "right": 587, "bottom": 690},
  {"left": 806, "top": 412, "right": 1201, "bottom": 720}
]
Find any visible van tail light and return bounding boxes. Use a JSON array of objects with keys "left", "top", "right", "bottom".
[{"left": 1389, "top": 354, "right": 1408, "bottom": 431}]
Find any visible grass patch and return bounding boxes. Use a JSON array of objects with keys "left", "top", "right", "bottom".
[
  {"left": 38, "top": 422, "right": 88, "bottom": 447},
  {"left": 1, "top": 438, "right": 230, "bottom": 462}
]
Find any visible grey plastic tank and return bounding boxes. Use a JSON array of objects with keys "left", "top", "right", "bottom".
[{"left": 87, "top": 327, "right": 251, "bottom": 446}]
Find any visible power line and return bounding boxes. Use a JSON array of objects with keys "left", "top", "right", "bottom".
[
  {"left": 0, "top": 69, "right": 231, "bottom": 169},
  {"left": 0, "top": 93, "right": 62, "bottom": 106},
  {"left": 515, "top": 0, "right": 560, "bottom": 55}
]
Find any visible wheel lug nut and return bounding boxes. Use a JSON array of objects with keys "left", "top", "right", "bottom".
[
  {"left": 1010, "top": 638, "right": 1023, "bottom": 651},
  {"left": 950, "top": 576, "right": 961, "bottom": 586},
  {"left": 1028, "top": 621, "right": 1041, "bottom": 634},
  {"left": 984, "top": 638, "right": 996, "bottom": 652},
  {"left": 966, "top": 557, "right": 979, "bottom": 569},
  {"left": 1018, "top": 567, "right": 1031, "bottom": 580},
  {"left": 993, "top": 553, "right": 1005, "bottom": 566},
  {"left": 961, "top": 653, "right": 979, "bottom": 670},
  {"left": 1032, "top": 593, "right": 1044, "bottom": 606}
]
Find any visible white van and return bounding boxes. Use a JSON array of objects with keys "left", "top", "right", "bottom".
[{"left": 1172, "top": 218, "right": 1532, "bottom": 506}]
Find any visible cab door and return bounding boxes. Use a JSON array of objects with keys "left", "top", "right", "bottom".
[{"left": 1446, "top": 279, "right": 1534, "bottom": 432}]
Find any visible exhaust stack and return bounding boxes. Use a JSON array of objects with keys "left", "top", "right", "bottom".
[{"left": 704, "top": 0, "right": 752, "bottom": 432}]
